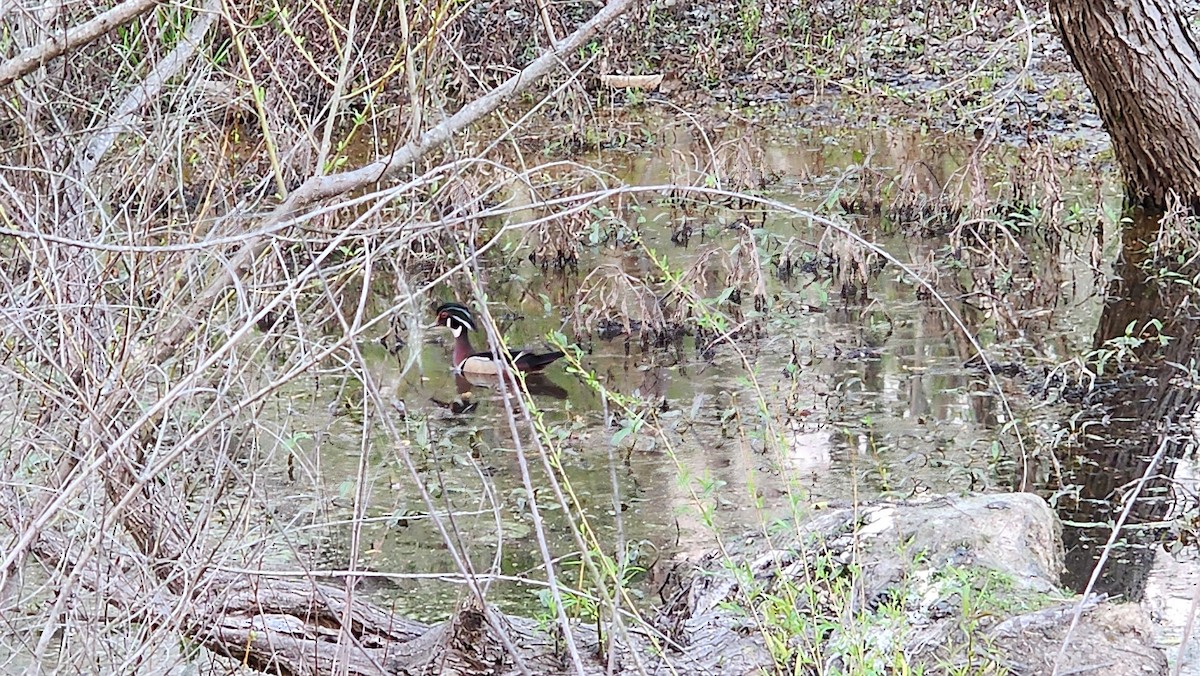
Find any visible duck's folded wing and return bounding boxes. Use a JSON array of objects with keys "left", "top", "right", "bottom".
[
  {"left": 513, "top": 350, "right": 565, "bottom": 371},
  {"left": 460, "top": 348, "right": 563, "bottom": 374},
  {"left": 458, "top": 350, "right": 505, "bottom": 375}
]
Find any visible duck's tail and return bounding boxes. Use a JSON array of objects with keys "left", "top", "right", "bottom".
[{"left": 516, "top": 351, "right": 565, "bottom": 372}]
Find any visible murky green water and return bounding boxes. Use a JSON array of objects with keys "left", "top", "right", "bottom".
[{"left": 250, "top": 120, "right": 1128, "bottom": 622}]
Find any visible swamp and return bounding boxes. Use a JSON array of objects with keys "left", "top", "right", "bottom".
[{"left": 2, "top": 0, "right": 1200, "bottom": 674}]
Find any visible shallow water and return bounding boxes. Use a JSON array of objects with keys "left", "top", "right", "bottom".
[{"left": 243, "top": 119, "right": 1165, "bottom": 625}]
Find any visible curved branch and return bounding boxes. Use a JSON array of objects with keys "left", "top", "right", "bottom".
[{"left": 150, "top": 0, "right": 635, "bottom": 364}]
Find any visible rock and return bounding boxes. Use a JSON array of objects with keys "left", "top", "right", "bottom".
[
  {"left": 992, "top": 602, "right": 1167, "bottom": 675},
  {"left": 871, "top": 493, "right": 1064, "bottom": 592},
  {"left": 652, "top": 493, "right": 1165, "bottom": 676}
]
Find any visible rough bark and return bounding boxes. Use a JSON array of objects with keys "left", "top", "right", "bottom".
[{"left": 1050, "top": 0, "right": 1200, "bottom": 211}]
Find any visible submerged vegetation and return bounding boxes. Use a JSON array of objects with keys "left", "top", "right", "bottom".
[{"left": 0, "top": 0, "right": 1198, "bottom": 673}]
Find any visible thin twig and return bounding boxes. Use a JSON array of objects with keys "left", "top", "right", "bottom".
[
  {"left": 314, "top": 0, "right": 363, "bottom": 177},
  {"left": 1051, "top": 433, "right": 1173, "bottom": 675}
]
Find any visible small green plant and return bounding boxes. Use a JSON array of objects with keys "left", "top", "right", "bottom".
[
  {"left": 739, "top": 0, "right": 763, "bottom": 56},
  {"left": 1085, "top": 318, "right": 1172, "bottom": 376}
]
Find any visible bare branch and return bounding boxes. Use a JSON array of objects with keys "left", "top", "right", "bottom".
[
  {"left": 0, "top": 0, "right": 165, "bottom": 88},
  {"left": 150, "top": 0, "right": 636, "bottom": 364},
  {"left": 73, "top": 0, "right": 222, "bottom": 191},
  {"left": 283, "top": 0, "right": 631, "bottom": 209}
]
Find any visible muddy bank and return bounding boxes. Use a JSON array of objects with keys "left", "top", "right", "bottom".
[{"left": 129, "top": 1, "right": 1116, "bottom": 154}]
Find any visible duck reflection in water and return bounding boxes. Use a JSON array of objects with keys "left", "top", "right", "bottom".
[{"left": 431, "top": 372, "right": 568, "bottom": 415}]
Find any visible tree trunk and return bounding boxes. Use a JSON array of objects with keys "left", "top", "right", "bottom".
[{"left": 1050, "top": 0, "right": 1200, "bottom": 211}]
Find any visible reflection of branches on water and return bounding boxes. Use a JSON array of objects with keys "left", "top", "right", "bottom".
[
  {"left": 818, "top": 227, "right": 881, "bottom": 303},
  {"left": 663, "top": 232, "right": 770, "bottom": 337},
  {"left": 520, "top": 167, "right": 624, "bottom": 271},
  {"left": 1035, "top": 214, "right": 1200, "bottom": 614}
]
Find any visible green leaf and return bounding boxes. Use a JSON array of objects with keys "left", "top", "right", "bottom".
[{"left": 611, "top": 424, "right": 633, "bottom": 446}]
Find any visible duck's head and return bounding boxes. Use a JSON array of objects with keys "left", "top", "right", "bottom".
[{"left": 433, "top": 302, "right": 476, "bottom": 337}]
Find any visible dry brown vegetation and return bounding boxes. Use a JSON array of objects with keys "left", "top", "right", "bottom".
[
  {"left": 0, "top": 0, "right": 1195, "bottom": 674},
  {"left": 0, "top": 0, "right": 642, "bottom": 671}
]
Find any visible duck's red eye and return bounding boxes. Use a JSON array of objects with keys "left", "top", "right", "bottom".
[{"left": 438, "top": 311, "right": 447, "bottom": 321}]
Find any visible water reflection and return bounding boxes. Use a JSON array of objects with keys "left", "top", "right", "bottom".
[
  {"left": 433, "top": 372, "right": 570, "bottom": 414},
  {"left": 1036, "top": 210, "right": 1197, "bottom": 601},
  {"left": 298, "top": 123, "right": 1125, "bottom": 619}
]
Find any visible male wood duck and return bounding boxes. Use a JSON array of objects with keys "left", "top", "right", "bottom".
[{"left": 432, "top": 302, "right": 565, "bottom": 375}]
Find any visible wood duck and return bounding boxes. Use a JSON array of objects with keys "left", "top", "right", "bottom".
[{"left": 432, "top": 302, "right": 565, "bottom": 375}]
